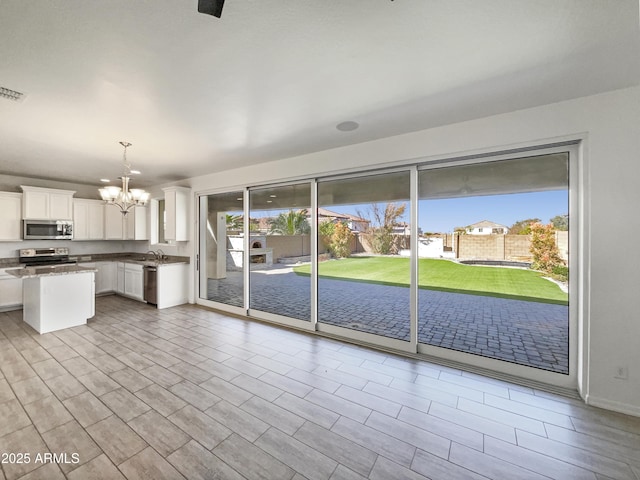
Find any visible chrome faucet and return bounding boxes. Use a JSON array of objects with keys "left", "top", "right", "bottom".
[
  {"left": 146, "top": 250, "right": 159, "bottom": 260},
  {"left": 156, "top": 249, "right": 167, "bottom": 261}
]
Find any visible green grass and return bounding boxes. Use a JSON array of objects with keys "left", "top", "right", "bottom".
[{"left": 294, "top": 257, "right": 568, "bottom": 305}]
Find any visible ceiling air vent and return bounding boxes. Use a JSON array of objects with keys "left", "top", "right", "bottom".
[{"left": 0, "top": 86, "right": 25, "bottom": 102}]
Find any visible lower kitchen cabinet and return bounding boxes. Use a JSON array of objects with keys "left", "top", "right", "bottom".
[
  {"left": 96, "top": 262, "right": 116, "bottom": 294},
  {"left": 0, "top": 268, "right": 23, "bottom": 311},
  {"left": 79, "top": 262, "right": 116, "bottom": 295},
  {"left": 156, "top": 263, "right": 189, "bottom": 309},
  {"left": 116, "top": 262, "right": 144, "bottom": 301},
  {"left": 116, "top": 262, "right": 125, "bottom": 294},
  {"left": 86, "top": 260, "right": 188, "bottom": 307},
  {"left": 23, "top": 271, "right": 94, "bottom": 333}
]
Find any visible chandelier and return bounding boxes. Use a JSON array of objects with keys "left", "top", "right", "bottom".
[{"left": 99, "top": 141, "right": 150, "bottom": 215}]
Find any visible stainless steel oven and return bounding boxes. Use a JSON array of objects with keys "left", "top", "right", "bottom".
[
  {"left": 19, "top": 247, "right": 72, "bottom": 266},
  {"left": 23, "top": 220, "right": 73, "bottom": 240}
]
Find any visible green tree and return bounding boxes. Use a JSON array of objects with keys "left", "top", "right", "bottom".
[
  {"left": 358, "top": 203, "right": 407, "bottom": 254},
  {"left": 529, "top": 222, "right": 564, "bottom": 273},
  {"left": 318, "top": 219, "right": 335, "bottom": 251},
  {"left": 318, "top": 219, "right": 335, "bottom": 237},
  {"left": 225, "top": 214, "right": 243, "bottom": 231},
  {"left": 329, "top": 222, "right": 353, "bottom": 258},
  {"left": 509, "top": 218, "right": 541, "bottom": 235},
  {"left": 550, "top": 214, "right": 569, "bottom": 231},
  {"left": 269, "top": 209, "right": 310, "bottom": 235}
]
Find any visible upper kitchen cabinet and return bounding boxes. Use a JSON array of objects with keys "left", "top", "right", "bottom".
[
  {"left": 0, "top": 192, "right": 22, "bottom": 241},
  {"left": 73, "top": 199, "right": 105, "bottom": 240},
  {"left": 104, "top": 204, "right": 148, "bottom": 240},
  {"left": 21, "top": 186, "right": 75, "bottom": 220},
  {"left": 125, "top": 205, "right": 148, "bottom": 240},
  {"left": 162, "top": 186, "right": 190, "bottom": 242}
]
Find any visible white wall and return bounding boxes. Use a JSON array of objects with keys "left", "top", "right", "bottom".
[{"left": 174, "top": 85, "right": 640, "bottom": 416}]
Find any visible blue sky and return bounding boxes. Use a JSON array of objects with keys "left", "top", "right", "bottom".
[
  {"left": 418, "top": 190, "right": 568, "bottom": 233},
  {"left": 247, "top": 189, "right": 568, "bottom": 234},
  {"left": 325, "top": 190, "right": 568, "bottom": 233}
]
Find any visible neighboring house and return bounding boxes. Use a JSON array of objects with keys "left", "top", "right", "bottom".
[
  {"left": 316, "top": 207, "right": 369, "bottom": 232},
  {"left": 465, "top": 220, "right": 508, "bottom": 235},
  {"left": 392, "top": 222, "right": 411, "bottom": 236}
]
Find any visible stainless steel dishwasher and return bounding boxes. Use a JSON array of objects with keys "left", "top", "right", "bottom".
[{"left": 143, "top": 265, "right": 157, "bottom": 305}]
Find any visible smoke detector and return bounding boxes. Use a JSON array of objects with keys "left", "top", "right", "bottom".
[{"left": 0, "top": 86, "right": 26, "bottom": 102}]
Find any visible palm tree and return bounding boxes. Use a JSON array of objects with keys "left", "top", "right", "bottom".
[
  {"left": 226, "top": 214, "right": 243, "bottom": 231},
  {"left": 269, "top": 209, "right": 310, "bottom": 235}
]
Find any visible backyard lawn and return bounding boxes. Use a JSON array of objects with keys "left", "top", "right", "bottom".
[{"left": 294, "top": 257, "right": 568, "bottom": 305}]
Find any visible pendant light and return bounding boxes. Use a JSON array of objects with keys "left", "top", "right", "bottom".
[{"left": 99, "top": 142, "right": 150, "bottom": 215}]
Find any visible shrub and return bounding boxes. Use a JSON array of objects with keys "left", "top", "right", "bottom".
[
  {"left": 329, "top": 222, "right": 353, "bottom": 259},
  {"left": 551, "top": 265, "right": 569, "bottom": 282},
  {"left": 529, "top": 222, "right": 564, "bottom": 274},
  {"left": 358, "top": 202, "right": 406, "bottom": 255},
  {"left": 371, "top": 226, "right": 395, "bottom": 255},
  {"left": 318, "top": 220, "right": 335, "bottom": 238},
  {"left": 318, "top": 220, "right": 335, "bottom": 252}
]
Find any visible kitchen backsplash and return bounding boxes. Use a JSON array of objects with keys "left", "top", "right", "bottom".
[{"left": 0, "top": 240, "right": 149, "bottom": 259}]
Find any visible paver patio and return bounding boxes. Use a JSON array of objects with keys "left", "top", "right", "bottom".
[{"left": 207, "top": 266, "right": 569, "bottom": 374}]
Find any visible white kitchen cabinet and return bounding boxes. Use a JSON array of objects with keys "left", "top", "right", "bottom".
[
  {"left": 116, "top": 262, "right": 125, "bottom": 294},
  {"left": 105, "top": 204, "right": 124, "bottom": 239},
  {"left": 104, "top": 204, "right": 148, "bottom": 240},
  {"left": 80, "top": 262, "right": 116, "bottom": 294},
  {"left": 22, "top": 271, "right": 94, "bottom": 333},
  {"left": 162, "top": 186, "right": 190, "bottom": 242},
  {"left": 0, "top": 268, "right": 23, "bottom": 311},
  {"left": 73, "top": 199, "right": 105, "bottom": 240},
  {"left": 156, "top": 263, "right": 189, "bottom": 309},
  {"left": 115, "top": 261, "right": 144, "bottom": 301},
  {"left": 0, "top": 192, "right": 22, "bottom": 241},
  {"left": 125, "top": 206, "right": 148, "bottom": 240},
  {"left": 21, "top": 186, "right": 75, "bottom": 220},
  {"left": 124, "top": 263, "right": 144, "bottom": 301},
  {"left": 96, "top": 261, "right": 117, "bottom": 294}
]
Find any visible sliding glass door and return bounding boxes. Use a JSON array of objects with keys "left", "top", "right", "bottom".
[
  {"left": 417, "top": 153, "right": 571, "bottom": 376},
  {"left": 316, "top": 171, "right": 412, "bottom": 348},
  {"left": 248, "top": 183, "right": 312, "bottom": 324},
  {"left": 197, "top": 145, "right": 577, "bottom": 387},
  {"left": 198, "top": 191, "right": 245, "bottom": 311}
]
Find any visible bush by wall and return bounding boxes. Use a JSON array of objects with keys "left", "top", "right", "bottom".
[{"left": 530, "top": 222, "right": 565, "bottom": 273}]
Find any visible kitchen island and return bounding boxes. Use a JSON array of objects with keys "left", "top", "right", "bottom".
[{"left": 7, "top": 264, "right": 97, "bottom": 334}]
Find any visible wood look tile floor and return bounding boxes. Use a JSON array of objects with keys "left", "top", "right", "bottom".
[{"left": 1, "top": 296, "right": 639, "bottom": 480}]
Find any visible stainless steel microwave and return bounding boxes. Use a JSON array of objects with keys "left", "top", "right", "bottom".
[{"left": 23, "top": 220, "right": 73, "bottom": 240}]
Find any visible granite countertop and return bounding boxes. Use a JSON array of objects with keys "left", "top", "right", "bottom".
[
  {"left": 75, "top": 253, "right": 190, "bottom": 266},
  {"left": 6, "top": 265, "right": 98, "bottom": 279},
  {"left": 113, "top": 258, "right": 189, "bottom": 267},
  {"left": 0, "top": 252, "right": 190, "bottom": 270}
]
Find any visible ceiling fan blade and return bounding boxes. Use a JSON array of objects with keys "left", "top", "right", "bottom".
[{"left": 198, "top": 0, "right": 225, "bottom": 18}]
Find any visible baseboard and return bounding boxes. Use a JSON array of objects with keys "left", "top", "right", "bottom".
[
  {"left": 0, "top": 304, "right": 22, "bottom": 313},
  {"left": 585, "top": 395, "right": 640, "bottom": 418}
]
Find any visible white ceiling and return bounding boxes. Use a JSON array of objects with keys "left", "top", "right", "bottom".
[{"left": 1, "top": 0, "right": 639, "bottom": 189}]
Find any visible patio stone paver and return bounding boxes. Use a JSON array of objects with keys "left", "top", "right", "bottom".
[{"left": 207, "top": 267, "right": 569, "bottom": 374}]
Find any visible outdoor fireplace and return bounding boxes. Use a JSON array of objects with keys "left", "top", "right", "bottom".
[
  {"left": 250, "top": 240, "right": 267, "bottom": 263},
  {"left": 227, "top": 234, "right": 273, "bottom": 270}
]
